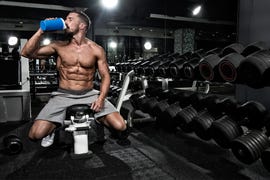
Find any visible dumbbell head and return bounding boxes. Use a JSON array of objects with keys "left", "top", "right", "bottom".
[
  {"left": 159, "top": 102, "right": 182, "bottom": 132},
  {"left": 209, "top": 115, "right": 244, "bottom": 149},
  {"left": 192, "top": 110, "right": 216, "bottom": 141},
  {"left": 231, "top": 130, "right": 270, "bottom": 164},
  {"left": 236, "top": 101, "right": 268, "bottom": 129},
  {"left": 3, "top": 135, "right": 23, "bottom": 155},
  {"left": 176, "top": 105, "right": 198, "bottom": 133}
]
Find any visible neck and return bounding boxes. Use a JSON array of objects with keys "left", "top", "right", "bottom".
[{"left": 71, "top": 33, "right": 86, "bottom": 46}]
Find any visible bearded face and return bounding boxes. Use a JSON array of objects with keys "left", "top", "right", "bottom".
[{"left": 63, "top": 22, "right": 80, "bottom": 40}]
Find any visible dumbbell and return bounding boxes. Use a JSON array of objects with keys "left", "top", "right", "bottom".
[
  {"left": 182, "top": 48, "right": 221, "bottom": 81},
  {"left": 218, "top": 53, "right": 245, "bottom": 83},
  {"left": 241, "top": 41, "right": 268, "bottom": 57},
  {"left": 157, "top": 52, "right": 191, "bottom": 78},
  {"left": 222, "top": 43, "right": 244, "bottom": 56},
  {"left": 151, "top": 90, "right": 196, "bottom": 130},
  {"left": 261, "top": 122, "right": 270, "bottom": 172},
  {"left": 231, "top": 129, "right": 270, "bottom": 165},
  {"left": 134, "top": 58, "right": 153, "bottom": 76},
  {"left": 154, "top": 92, "right": 214, "bottom": 133},
  {"left": 129, "top": 87, "right": 171, "bottom": 113},
  {"left": 176, "top": 94, "right": 234, "bottom": 134},
  {"left": 155, "top": 52, "right": 180, "bottom": 77},
  {"left": 144, "top": 53, "right": 172, "bottom": 77},
  {"left": 238, "top": 49, "right": 270, "bottom": 88},
  {"left": 192, "top": 96, "right": 238, "bottom": 140},
  {"left": 157, "top": 91, "right": 218, "bottom": 133},
  {"left": 231, "top": 112, "right": 270, "bottom": 165},
  {"left": 198, "top": 42, "right": 246, "bottom": 82},
  {"left": 209, "top": 101, "right": 268, "bottom": 149},
  {"left": 199, "top": 53, "right": 224, "bottom": 82},
  {"left": 2, "top": 134, "right": 23, "bottom": 155}
]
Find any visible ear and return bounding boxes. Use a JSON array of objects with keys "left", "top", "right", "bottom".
[{"left": 79, "top": 23, "right": 86, "bottom": 30}]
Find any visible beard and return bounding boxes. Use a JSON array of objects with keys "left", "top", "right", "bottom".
[
  {"left": 63, "top": 29, "right": 73, "bottom": 41},
  {"left": 63, "top": 27, "right": 80, "bottom": 41}
]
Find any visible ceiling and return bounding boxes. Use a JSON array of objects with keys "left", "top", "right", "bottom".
[{"left": 0, "top": 0, "right": 238, "bottom": 39}]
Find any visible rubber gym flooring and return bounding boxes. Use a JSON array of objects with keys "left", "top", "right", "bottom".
[{"left": 0, "top": 98, "right": 269, "bottom": 180}]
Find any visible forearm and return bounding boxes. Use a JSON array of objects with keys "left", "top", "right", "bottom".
[
  {"left": 21, "top": 29, "right": 44, "bottom": 58},
  {"left": 98, "top": 74, "right": 111, "bottom": 101}
]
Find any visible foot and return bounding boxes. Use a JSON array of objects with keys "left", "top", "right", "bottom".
[{"left": 41, "top": 132, "right": 55, "bottom": 147}]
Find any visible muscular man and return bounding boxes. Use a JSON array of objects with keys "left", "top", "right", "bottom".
[{"left": 21, "top": 10, "right": 127, "bottom": 147}]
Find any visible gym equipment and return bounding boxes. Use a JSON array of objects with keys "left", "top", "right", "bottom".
[
  {"left": 182, "top": 48, "right": 220, "bottom": 81},
  {"left": 157, "top": 52, "right": 191, "bottom": 78},
  {"left": 230, "top": 105, "right": 270, "bottom": 165},
  {"left": 64, "top": 104, "right": 95, "bottom": 159},
  {"left": 134, "top": 58, "right": 152, "bottom": 75},
  {"left": 176, "top": 94, "right": 230, "bottom": 134},
  {"left": 241, "top": 41, "right": 268, "bottom": 57},
  {"left": 218, "top": 53, "right": 245, "bottom": 83},
  {"left": 209, "top": 101, "right": 268, "bottom": 149},
  {"left": 238, "top": 49, "right": 270, "bottom": 88},
  {"left": 199, "top": 53, "right": 223, "bottom": 82},
  {"left": 2, "top": 134, "right": 23, "bottom": 155},
  {"left": 261, "top": 123, "right": 270, "bottom": 172},
  {"left": 192, "top": 96, "right": 238, "bottom": 140},
  {"left": 168, "top": 57, "right": 186, "bottom": 78},
  {"left": 144, "top": 53, "right": 171, "bottom": 77},
  {"left": 158, "top": 101, "right": 183, "bottom": 132},
  {"left": 231, "top": 129, "right": 270, "bottom": 164},
  {"left": 221, "top": 43, "right": 244, "bottom": 57},
  {"left": 210, "top": 115, "right": 244, "bottom": 149},
  {"left": 154, "top": 52, "right": 180, "bottom": 76}
]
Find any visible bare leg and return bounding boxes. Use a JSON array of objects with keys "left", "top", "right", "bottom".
[
  {"left": 97, "top": 112, "right": 130, "bottom": 145},
  {"left": 28, "top": 120, "right": 57, "bottom": 140},
  {"left": 98, "top": 112, "right": 126, "bottom": 131}
]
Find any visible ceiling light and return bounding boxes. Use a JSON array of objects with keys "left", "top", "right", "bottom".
[
  {"left": 43, "top": 38, "right": 51, "bottom": 45},
  {"left": 101, "top": 0, "right": 118, "bottom": 9},
  {"left": 192, "top": 5, "right": 202, "bottom": 16},
  {"left": 8, "top": 36, "right": 18, "bottom": 46},
  {"left": 144, "top": 41, "right": 152, "bottom": 50},
  {"left": 109, "top": 41, "right": 117, "bottom": 49}
]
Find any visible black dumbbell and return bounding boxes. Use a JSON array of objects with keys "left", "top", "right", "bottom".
[
  {"left": 191, "top": 97, "right": 238, "bottom": 141},
  {"left": 209, "top": 101, "right": 268, "bottom": 149},
  {"left": 176, "top": 94, "right": 225, "bottom": 134},
  {"left": 2, "top": 134, "right": 23, "bottom": 155},
  {"left": 231, "top": 129, "right": 270, "bottom": 165},
  {"left": 261, "top": 123, "right": 270, "bottom": 172}
]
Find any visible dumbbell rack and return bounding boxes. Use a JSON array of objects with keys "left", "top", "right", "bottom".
[{"left": 113, "top": 69, "right": 233, "bottom": 128}]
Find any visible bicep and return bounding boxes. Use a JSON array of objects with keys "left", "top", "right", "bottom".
[{"left": 33, "top": 45, "right": 56, "bottom": 59}]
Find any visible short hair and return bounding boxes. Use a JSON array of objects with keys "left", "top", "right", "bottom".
[{"left": 70, "top": 9, "right": 91, "bottom": 30}]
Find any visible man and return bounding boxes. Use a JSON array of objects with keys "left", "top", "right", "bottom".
[{"left": 21, "top": 10, "right": 128, "bottom": 147}]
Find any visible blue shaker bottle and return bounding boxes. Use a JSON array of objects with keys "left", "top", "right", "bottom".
[{"left": 40, "top": 18, "right": 66, "bottom": 31}]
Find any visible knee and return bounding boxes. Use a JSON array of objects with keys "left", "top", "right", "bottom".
[
  {"left": 28, "top": 120, "right": 56, "bottom": 140},
  {"left": 28, "top": 129, "right": 44, "bottom": 140},
  {"left": 113, "top": 120, "right": 127, "bottom": 132}
]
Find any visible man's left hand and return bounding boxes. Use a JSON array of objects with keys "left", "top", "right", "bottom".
[{"left": 91, "top": 98, "right": 104, "bottom": 112}]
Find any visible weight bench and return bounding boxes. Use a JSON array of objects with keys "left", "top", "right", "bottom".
[{"left": 64, "top": 104, "right": 95, "bottom": 159}]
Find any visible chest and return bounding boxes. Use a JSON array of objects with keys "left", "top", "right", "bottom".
[{"left": 58, "top": 44, "right": 96, "bottom": 67}]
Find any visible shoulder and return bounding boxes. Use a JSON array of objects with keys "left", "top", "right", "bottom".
[
  {"left": 86, "top": 39, "right": 105, "bottom": 56},
  {"left": 86, "top": 39, "right": 104, "bottom": 51}
]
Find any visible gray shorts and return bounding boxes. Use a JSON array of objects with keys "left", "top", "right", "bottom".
[{"left": 35, "top": 88, "right": 118, "bottom": 126}]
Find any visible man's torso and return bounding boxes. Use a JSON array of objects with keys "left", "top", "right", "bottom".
[{"left": 55, "top": 39, "right": 98, "bottom": 91}]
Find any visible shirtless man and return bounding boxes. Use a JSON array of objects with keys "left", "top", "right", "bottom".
[{"left": 21, "top": 10, "right": 127, "bottom": 147}]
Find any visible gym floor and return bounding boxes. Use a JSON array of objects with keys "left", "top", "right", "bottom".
[{"left": 0, "top": 97, "right": 269, "bottom": 180}]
